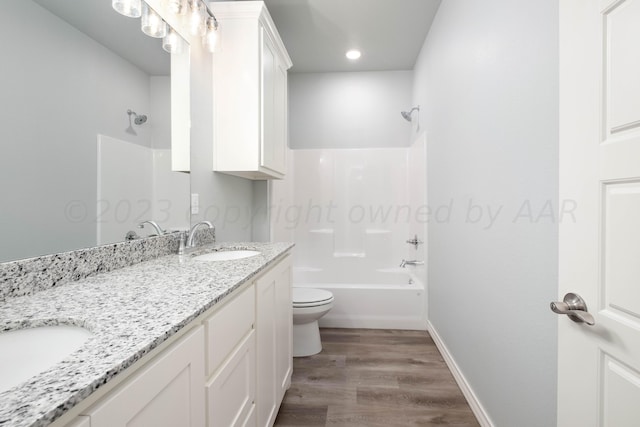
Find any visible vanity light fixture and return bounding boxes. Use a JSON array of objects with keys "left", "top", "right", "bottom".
[
  {"left": 112, "top": 0, "right": 142, "bottom": 18},
  {"left": 141, "top": 2, "right": 167, "bottom": 38},
  {"left": 112, "top": 0, "right": 219, "bottom": 55}
]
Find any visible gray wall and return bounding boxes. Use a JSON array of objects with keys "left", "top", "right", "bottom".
[
  {"left": 412, "top": 0, "right": 558, "bottom": 425},
  {"left": 289, "top": 71, "right": 412, "bottom": 149},
  {"left": 188, "top": 43, "right": 255, "bottom": 242}
]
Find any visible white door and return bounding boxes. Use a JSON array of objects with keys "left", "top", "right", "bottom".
[{"left": 558, "top": 0, "right": 640, "bottom": 425}]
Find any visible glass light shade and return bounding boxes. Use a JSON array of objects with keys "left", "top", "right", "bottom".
[
  {"left": 163, "top": 28, "right": 183, "bottom": 54},
  {"left": 112, "top": 0, "right": 142, "bottom": 18},
  {"left": 203, "top": 18, "right": 219, "bottom": 53},
  {"left": 187, "top": 0, "right": 206, "bottom": 36},
  {"left": 167, "top": 0, "right": 185, "bottom": 15},
  {"left": 141, "top": 3, "right": 167, "bottom": 38}
]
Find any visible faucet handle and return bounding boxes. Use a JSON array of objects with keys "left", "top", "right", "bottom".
[{"left": 406, "top": 234, "right": 423, "bottom": 248}]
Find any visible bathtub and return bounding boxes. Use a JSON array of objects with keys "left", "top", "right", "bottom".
[{"left": 293, "top": 268, "right": 427, "bottom": 330}]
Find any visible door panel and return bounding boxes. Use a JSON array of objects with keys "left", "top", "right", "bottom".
[
  {"left": 604, "top": 0, "right": 640, "bottom": 134},
  {"left": 603, "top": 182, "right": 640, "bottom": 319},
  {"left": 559, "top": 0, "right": 640, "bottom": 425},
  {"left": 602, "top": 355, "right": 640, "bottom": 427}
]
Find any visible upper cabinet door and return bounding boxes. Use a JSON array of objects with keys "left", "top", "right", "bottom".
[
  {"left": 211, "top": 1, "right": 292, "bottom": 180},
  {"left": 260, "top": 28, "right": 288, "bottom": 176}
]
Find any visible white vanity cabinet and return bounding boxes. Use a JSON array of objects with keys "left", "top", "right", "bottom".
[
  {"left": 256, "top": 255, "right": 292, "bottom": 427},
  {"left": 59, "top": 252, "right": 292, "bottom": 427},
  {"left": 210, "top": 1, "right": 293, "bottom": 180},
  {"left": 82, "top": 326, "right": 206, "bottom": 427}
]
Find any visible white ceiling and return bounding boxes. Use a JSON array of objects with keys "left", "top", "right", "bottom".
[
  {"left": 241, "top": 0, "right": 442, "bottom": 73},
  {"left": 34, "top": 0, "right": 441, "bottom": 75}
]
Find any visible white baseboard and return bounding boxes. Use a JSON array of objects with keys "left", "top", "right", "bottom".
[{"left": 427, "top": 321, "right": 494, "bottom": 427}]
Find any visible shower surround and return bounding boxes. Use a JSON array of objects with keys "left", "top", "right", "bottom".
[{"left": 287, "top": 141, "right": 427, "bottom": 329}]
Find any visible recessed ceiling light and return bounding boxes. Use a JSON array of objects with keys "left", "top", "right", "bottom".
[{"left": 346, "top": 49, "right": 361, "bottom": 60}]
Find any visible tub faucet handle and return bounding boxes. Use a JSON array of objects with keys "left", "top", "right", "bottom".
[{"left": 406, "top": 235, "right": 423, "bottom": 249}]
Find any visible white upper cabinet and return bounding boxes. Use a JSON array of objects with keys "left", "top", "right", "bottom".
[{"left": 210, "top": 1, "right": 293, "bottom": 180}]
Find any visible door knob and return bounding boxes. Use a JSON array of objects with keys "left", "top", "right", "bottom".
[{"left": 550, "top": 292, "right": 595, "bottom": 326}]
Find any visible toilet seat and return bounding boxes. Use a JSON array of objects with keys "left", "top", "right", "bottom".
[{"left": 293, "top": 288, "right": 334, "bottom": 308}]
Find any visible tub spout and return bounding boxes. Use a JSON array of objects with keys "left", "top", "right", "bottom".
[{"left": 400, "top": 259, "right": 424, "bottom": 268}]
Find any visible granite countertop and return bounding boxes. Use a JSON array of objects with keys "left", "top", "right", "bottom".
[{"left": 0, "top": 242, "right": 293, "bottom": 427}]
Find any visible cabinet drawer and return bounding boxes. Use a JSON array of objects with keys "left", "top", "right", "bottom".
[
  {"left": 205, "top": 285, "right": 255, "bottom": 377},
  {"left": 206, "top": 331, "right": 256, "bottom": 427}
]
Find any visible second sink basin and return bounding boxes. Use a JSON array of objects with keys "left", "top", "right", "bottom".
[
  {"left": 192, "top": 250, "right": 261, "bottom": 262},
  {"left": 0, "top": 325, "right": 92, "bottom": 394}
]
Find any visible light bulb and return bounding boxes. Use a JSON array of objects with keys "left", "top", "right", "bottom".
[
  {"left": 141, "top": 2, "right": 167, "bottom": 38},
  {"left": 187, "top": 0, "right": 205, "bottom": 36},
  {"left": 203, "top": 17, "right": 219, "bottom": 53},
  {"left": 167, "top": 0, "right": 184, "bottom": 15},
  {"left": 163, "top": 28, "right": 183, "bottom": 54},
  {"left": 112, "top": 0, "right": 142, "bottom": 18}
]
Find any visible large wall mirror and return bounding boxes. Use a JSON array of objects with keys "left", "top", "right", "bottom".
[{"left": 0, "top": 0, "right": 190, "bottom": 263}]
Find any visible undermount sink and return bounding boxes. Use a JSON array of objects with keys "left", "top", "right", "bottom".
[
  {"left": 0, "top": 325, "right": 92, "bottom": 394},
  {"left": 192, "top": 250, "right": 261, "bottom": 262}
]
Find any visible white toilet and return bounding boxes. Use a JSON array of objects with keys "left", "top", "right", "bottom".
[{"left": 292, "top": 287, "right": 334, "bottom": 357}]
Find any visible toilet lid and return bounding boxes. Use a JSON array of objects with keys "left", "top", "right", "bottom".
[{"left": 293, "top": 288, "right": 334, "bottom": 307}]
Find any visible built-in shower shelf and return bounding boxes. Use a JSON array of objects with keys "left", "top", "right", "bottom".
[
  {"left": 333, "top": 252, "right": 366, "bottom": 258},
  {"left": 309, "top": 229, "right": 334, "bottom": 234},
  {"left": 365, "top": 229, "right": 391, "bottom": 234}
]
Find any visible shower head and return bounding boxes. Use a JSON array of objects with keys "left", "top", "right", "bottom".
[
  {"left": 127, "top": 109, "right": 148, "bottom": 125},
  {"left": 401, "top": 106, "right": 420, "bottom": 122}
]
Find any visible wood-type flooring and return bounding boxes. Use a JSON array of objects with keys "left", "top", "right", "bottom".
[{"left": 274, "top": 328, "right": 481, "bottom": 427}]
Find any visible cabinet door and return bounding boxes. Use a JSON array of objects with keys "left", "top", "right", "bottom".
[
  {"left": 85, "top": 327, "right": 205, "bottom": 427},
  {"left": 274, "top": 256, "right": 292, "bottom": 399},
  {"left": 256, "top": 255, "right": 292, "bottom": 427},
  {"left": 206, "top": 331, "right": 256, "bottom": 427},
  {"left": 256, "top": 270, "right": 277, "bottom": 427},
  {"left": 260, "top": 28, "right": 284, "bottom": 176},
  {"left": 272, "top": 57, "right": 288, "bottom": 175}
]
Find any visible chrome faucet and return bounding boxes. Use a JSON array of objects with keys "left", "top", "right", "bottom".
[
  {"left": 187, "top": 221, "right": 214, "bottom": 248},
  {"left": 400, "top": 259, "right": 424, "bottom": 268},
  {"left": 138, "top": 220, "right": 165, "bottom": 236}
]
